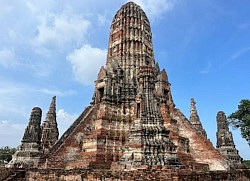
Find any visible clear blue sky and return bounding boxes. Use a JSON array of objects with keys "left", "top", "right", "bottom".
[{"left": 0, "top": 0, "right": 249, "bottom": 159}]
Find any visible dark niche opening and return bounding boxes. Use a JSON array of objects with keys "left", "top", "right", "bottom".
[
  {"left": 136, "top": 103, "right": 140, "bottom": 118},
  {"left": 98, "top": 87, "right": 104, "bottom": 102},
  {"left": 123, "top": 106, "right": 126, "bottom": 114}
]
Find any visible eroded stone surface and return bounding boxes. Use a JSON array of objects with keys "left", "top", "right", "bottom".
[
  {"left": 41, "top": 96, "right": 59, "bottom": 152},
  {"left": 7, "top": 107, "right": 43, "bottom": 168},
  {"left": 7, "top": 97, "right": 60, "bottom": 169},
  {"left": 25, "top": 168, "right": 250, "bottom": 181},
  {"left": 189, "top": 98, "right": 207, "bottom": 138},
  {"left": 7, "top": 2, "right": 243, "bottom": 178},
  {"left": 216, "top": 111, "right": 243, "bottom": 168},
  {"left": 37, "top": 2, "right": 231, "bottom": 171}
]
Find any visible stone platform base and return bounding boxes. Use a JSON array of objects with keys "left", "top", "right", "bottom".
[{"left": 24, "top": 168, "right": 250, "bottom": 181}]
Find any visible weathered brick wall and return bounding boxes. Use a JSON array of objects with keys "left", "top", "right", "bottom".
[
  {"left": 171, "top": 109, "right": 229, "bottom": 171},
  {"left": 26, "top": 168, "right": 250, "bottom": 181},
  {"left": 41, "top": 103, "right": 133, "bottom": 170},
  {"left": 40, "top": 105, "right": 98, "bottom": 169},
  {"left": 0, "top": 165, "right": 12, "bottom": 180}
]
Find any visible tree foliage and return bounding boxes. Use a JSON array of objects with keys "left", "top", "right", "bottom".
[
  {"left": 0, "top": 146, "right": 16, "bottom": 164},
  {"left": 228, "top": 99, "right": 250, "bottom": 146},
  {"left": 243, "top": 160, "right": 250, "bottom": 168}
]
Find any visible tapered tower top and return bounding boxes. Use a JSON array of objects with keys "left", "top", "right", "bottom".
[
  {"left": 216, "top": 111, "right": 230, "bottom": 132},
  {"left": 22, "top": 107, "right": 42, "bottom": 143},
  {"left": 189, "top": 98, "right": 207, "bottom": 138},
  {"left": 41, "top": 96, "right": 59, "bottom": 151},
  {"left": 107, "top": 1, "right": 155, "bottom": 69}
]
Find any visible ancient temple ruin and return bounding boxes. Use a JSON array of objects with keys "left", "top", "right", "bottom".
[
  {"left": 7, "top": 107, "right": 43, "bottom": 168},
  {"left": 189, "top": 98, "right": 207, "bottom": 138},
  {"left": 35, "top": 2, "right": 230, "bottom": 171},
  {"left": 7, "top": 97, "right": 59, "bottom": 168},
  {"left": 4, "top": 2, "right": 248, "bottom": 180},
  {"left": 216, "top": 111, "right": 243, "bottom": 168},
  {"left": 41, "top": 96, "right": 59, "bottom": 153}
]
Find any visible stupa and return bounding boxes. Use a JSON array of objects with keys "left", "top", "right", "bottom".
[
  {"left": 37, "top": 2, "right": 229, "bottom": 171},
  {"left": 5, "top": 2, "right": 248, "bottom": 181}
]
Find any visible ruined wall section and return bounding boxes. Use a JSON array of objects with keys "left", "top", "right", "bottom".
[
  {"left": 41, "top": 102, "right": 133, "bottom": 170},
  {"left": 216, "top": 111, "right": 243, "bottom": 168},
  {"left": 88, "top": 104, "right": 132, "bottom": 169},
  {"left": 7, "top": 107, "right": 43, "bottom": 168},
  {"left": 40, "top": 105, "right": 97, "bottom": 169},
  {"left": 171, "top": 109, "right": 229, "bottom": 171},
  {"left": 157, "top": 73, "right": 209, "bottom": 170},
  {"left": 155, "top": 66, "right": 229, "bottom": 170},
  {"left": 26, "top": 168, "right": 250, "bottom": 181}
]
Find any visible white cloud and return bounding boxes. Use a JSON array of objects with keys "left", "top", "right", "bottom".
[
  {"left": 0, "top": 120, "right": 26, "bottom": 147},
  {"left": 0, "top": 1, "right": 15, "bottom": 15},
  {"left": 0, "top": 48, "right": 52, "bottom": 77},
  {"left": 67, "top": 45, "right": 106, "bottom": 85},
  {"left": 0, "top": 78, "right": 76, "bottom": 120},
  {"left": 39, "top": 88, "right": 76, "bottom": 97},
  {"left": 0, "top": 48, "right": 17, "bottom": 68},
  {"left": 0, "top": 80, "right": 30, "bottom": 118},
  {"left": 33, "top": 10, "right": 91, "bottom": 50},
  {"left": 8, "top": 29, "right": 17, "bottom": 40},
  {"left": 129, "top": 0, "right": 176, "bottom": 20},
  {"left": 231, "top": 47, "right": 250, "bottom": 60},
  {"left": 57, "top": 109, "right": 78, "bottom": 136},
  {"left": 224, "top": 47, "right": 250, "bottom": 65},
  {"left": 0, "top": 79, "right": 79, "bottom": 146},
  {"left": 97, "top": 14, "right": 110, "bottom": 26}
]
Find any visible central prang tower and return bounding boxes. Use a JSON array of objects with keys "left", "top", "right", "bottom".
[
  {"left": 92, "top": 2, "right": 180, "bottom": 168},
  {"left": 99, "top": 1, "right": 158, "bottom": 103},
  {"left": 40, "top": 2, "right": 230, "bottom": 171}
]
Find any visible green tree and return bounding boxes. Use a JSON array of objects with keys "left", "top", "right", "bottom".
[
  {"left": 243, "top": 160, "right": 250, "bottom": 168},
  {"left": 0, "top": 146, "right": 16, "bottom": 164},
  {"left": 228, "top": 99, "right": 250, "bottom": 146}
]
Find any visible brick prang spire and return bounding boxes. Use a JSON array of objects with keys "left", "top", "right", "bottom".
[
  {"left": 189, "top": 98, "right": 207, "bottom": 138},
  {"left": 41, "top": 96, "right": 59, "bottom": 152},
  {"left": 7, "top": 107, "right": 43, "bottom": 168},
  {"left": 216, "top": 111, "right": 242, "bottom": 168},
  {"left": 22, "top": 107, "right": 42, "bottom": 143}
]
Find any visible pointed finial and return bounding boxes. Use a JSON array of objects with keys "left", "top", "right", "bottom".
[
  {"left": 189, "top": 98, "right": 207, "bottom": 138},
  {"left": 41, "top": 96, "right": 59, "bottom": 151},
  {"left": 190, "top": 98, "right": 197, "bottom": 115}
]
